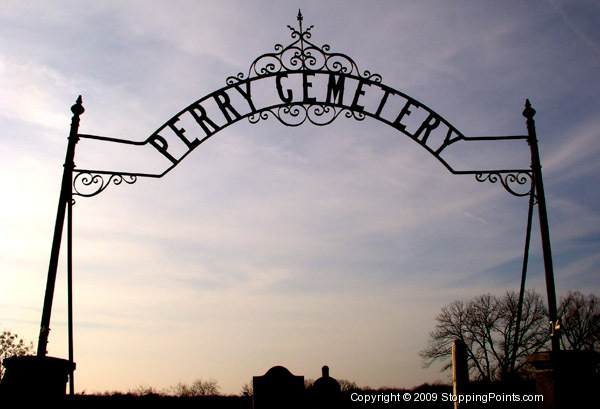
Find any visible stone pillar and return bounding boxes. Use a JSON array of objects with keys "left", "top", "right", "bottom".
[
  {"left": 0, "top": 355, "right": 75, "bottom": 398},
  {"left": 529, "top": 350, "right": 600, "bottom": 409},
  {"left": 528, "top": 352, "right": 554, "bottom": 409}
]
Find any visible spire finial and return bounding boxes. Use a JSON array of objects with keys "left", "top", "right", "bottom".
[
  {"left": 71, "top": 95, "right": 85, "bottom": 116},
  {"left": 297, "top": 9, "right": 304, "bottom": 34},
  {"left": 522, "top": 99, "right": 536, "bottom": 120}
]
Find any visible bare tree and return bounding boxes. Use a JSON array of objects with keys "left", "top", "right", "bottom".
[
  {"left": 337, "top": 379, "right": 359, "bottom": 393},
  {"left": 168, "top": 378, "right": 220, "bottom": 397},
  {"left": 0, "top": 331, "right": 33, "bottom": 380},
  {"left": 190, "top": 378, "right": 220, "bottom": 396},
  {"left": 420, "top": 290, "right": 549, "bottom": 381},
  {"left": 558, "top": 291, "right": 600, "bottom": 351},
  {"left": 168, "top": 381, "right": 194, "bottom": 397},
  {"left": 129, "top": 383, "right": 159, "bottom": 396},
  {"left": 240, "top": 382, "right": 253, "bottom": 397}
]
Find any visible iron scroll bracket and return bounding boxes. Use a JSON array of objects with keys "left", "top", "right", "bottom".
[
  {"left": 474, "top": 170, "right": 535, "bottom": 199},
  {"left": 72, "top": 171, "right": 138, "bottom": 199}
]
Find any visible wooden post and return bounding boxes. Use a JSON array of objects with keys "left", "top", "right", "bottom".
[{"left": 452, "top": 340, "right": 468, "bottom": 409}]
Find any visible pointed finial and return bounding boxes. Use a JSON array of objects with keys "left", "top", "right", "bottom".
[
  {"left": 522, "top": 99, "right": 536, "bottom": 120},
  {"left": 297, "top": 9, "right": 303, "bottom": 23},
  {"left": 71, "top": 95, "right": 85, "bottom": 116}
]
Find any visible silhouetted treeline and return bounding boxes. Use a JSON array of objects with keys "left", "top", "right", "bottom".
[
  {"left": 49, "top": 380, "right": 538, "bottom": 408},
  {"left": 61, "top": 394, "right": 251, "bottom": 408}
]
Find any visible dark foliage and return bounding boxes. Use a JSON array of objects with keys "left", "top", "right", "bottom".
[{"left": 0, "top": 331, "right": 33, "bottom": 380}]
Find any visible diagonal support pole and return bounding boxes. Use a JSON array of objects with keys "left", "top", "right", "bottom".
[
  {"left": 523, "top": 99, "right": 560, "bottom": 354},
  {"left": 511, "top": 180, "right": 535, "bottom": 373}
]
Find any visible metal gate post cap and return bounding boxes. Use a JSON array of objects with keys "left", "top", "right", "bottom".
[
  {"left": 71, "top": 95, "right": 85, "bottom": 116},
  {"left": 523, "top": 99, "right": 536, "bottom": 119}
]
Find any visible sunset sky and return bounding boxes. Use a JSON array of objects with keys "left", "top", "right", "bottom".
[{"left": 1, "top": 1, "right": 599, "bottom": 395}]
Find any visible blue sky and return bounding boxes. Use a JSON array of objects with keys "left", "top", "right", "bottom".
[{"left": 1, "top": 0, "right": 599, "bottom": 394}]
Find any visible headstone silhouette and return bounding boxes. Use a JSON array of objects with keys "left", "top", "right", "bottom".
[
  {"left": 309, "top": 365, "right": 342, "bottom": 408},
  {"left": 253, "top": 365, "right": 304, "bottom": 409}
]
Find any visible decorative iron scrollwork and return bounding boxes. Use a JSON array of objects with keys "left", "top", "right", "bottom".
[
  {"left": 248, "top": 103, "right": 366, "bottom": 127},
  {"left": 73, "top": 172, "right": 137, "bottom": 198},
  {"left": 226, "top": 10, "right": 382, "bottom": 85},
  {"left": 475, "top": 172, "right": 534, "bottom": 198},
  {"left": 224, "top": 10, "right": 379, "bottom": 130}
]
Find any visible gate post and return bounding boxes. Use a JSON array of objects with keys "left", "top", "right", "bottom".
[
  {"left": 1, "top": 96, "right": 86, "bottom": 397},
  {"left": 37, "top": 96, "right": 84, "bottom": 358}
]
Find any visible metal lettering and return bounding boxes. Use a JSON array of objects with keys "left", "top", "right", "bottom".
[
  {"left": 435, "top": 128, "right": 461, "bottom": 154},
  {"left": 213, "top": 91, "right": 242, "bottom": 123},
  {"left": 326, "top": 73, "right": 345, "bottom": 105},
  {"left": 189, "top": 103, "right": 221, "bottom": 137},
  {"left": 413, "top": 112, "right": 440, "bottom": 144},
  {"left": 233, "top": 82, "right": 257, "bottom": 113},
  {"left": 276, "top": 73, "right": 293, "bottom": 103},
  {"left": 351, "top": 79, "right": 371, "bottom": 113},
  {"left": 167, "top": 117, "right": 200, "bottom": 150},
  {"left": 393, "top": 99, "right": 419, "bottom": 132},
  {"left": 302, "top": 72, "right": 317, "bottom": 104},
  {"left": 374, "top": 88, "right": 391, "bottom": 118},
  {"left": 148, "top": 134, "right": 178, "bottom": 164}
]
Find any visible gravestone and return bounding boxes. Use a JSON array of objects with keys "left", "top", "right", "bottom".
[
  {"left": 253, "top": 365, "right": 304, "bottom": 409},
  {"left": 308, "top": 365, "right": 342, "bottom": 408}
]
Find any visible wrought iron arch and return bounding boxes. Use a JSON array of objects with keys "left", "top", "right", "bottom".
[
  {"left": 73, "top": 10, "right": 533, "bottom": 199},
  {"left": 27, "top": 11, "right": 560, "bottom": 397}
]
